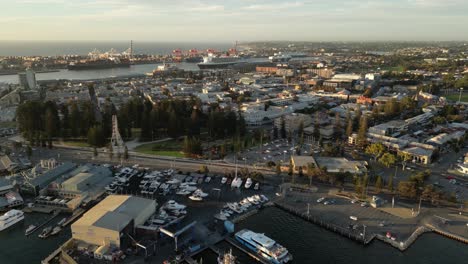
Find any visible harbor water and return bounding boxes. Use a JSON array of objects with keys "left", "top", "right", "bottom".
[
  {"left": 193, "top": 207, "right": 467, "bottom": 264},
  {"left": 0, "top": 63, "right": 200, "bottom": 84},
  {"left": 0, "top": 208, "right": 467, "bottom": 263}
]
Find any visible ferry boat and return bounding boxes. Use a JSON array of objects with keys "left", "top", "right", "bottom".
[
  {"left": 0, "top": 209, "right": 24, "bottom": 231},
  {"left": 235, "top": 229, "right": 292, "bottom": 264}
]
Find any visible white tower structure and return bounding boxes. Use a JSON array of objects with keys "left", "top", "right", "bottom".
[{"left": 111, "top": 115, "right": 126, "bottom": 155}]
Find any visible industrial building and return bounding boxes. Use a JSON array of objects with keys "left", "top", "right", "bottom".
[{"left": 71, "top": 195, "right": 157, "bottom": 250}]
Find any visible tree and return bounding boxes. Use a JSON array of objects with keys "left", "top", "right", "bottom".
[
  {"left": 357, "top": 116, "right": 368, "bottom": 147},
  {"left": 398, "top": 152, "right": 411, "bottom": 170},
  {"left": 280, "top": 117, "right": 286, "bottom": 139},
  {"left": 387, "top": 173, "right": 394, "bottom": 191},
  {"left": 346, "top": 118, "right": 353, "bottom": 137},
  {"left": 365, "top": 143, "right": 385, "bottom": 160},
  {"left": 87, "top": 125, "right": 105, "bottom": 147},
  {"left": 375, "top": 175, "right": 383, "bottom": 193},
  {"left": 397, "top": 181, "right": 417, "bottom": 199},
  {"left": 124, "top": 146, "right": 129, "bottom": 160},
  {"left": 379, "top": 153, "right": 396, "bottom": 168}
]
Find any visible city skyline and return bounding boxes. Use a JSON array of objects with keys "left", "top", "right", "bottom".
[{"left": 2, "top": 0, "right": 468, "bottom": 42}]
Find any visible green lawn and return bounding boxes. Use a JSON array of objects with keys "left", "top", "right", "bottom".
[
  {"left": 445, "top": 93, "right": 468, "bottom": 103},
  {"left": 0, "top": 121, "right": 16, "bottom": 128},
  {"left": 61, "top": 141, "right": 90, "bottom": 147},
  {"left": 134, "top": 140, "right": 185, "bottom": 158},
  {"left": 382, "top": 65, "right": 405, "bottom": 72}
]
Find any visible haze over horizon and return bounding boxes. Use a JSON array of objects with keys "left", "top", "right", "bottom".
[{"left": 1, "top": 0, "right": 468, "bottom": 42}]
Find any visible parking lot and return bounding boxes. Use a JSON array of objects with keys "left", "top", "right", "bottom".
[
  {"left": 226, "top": 138, "right": 321, "bottom": 166},
  {"left": 278, "top": 187, "right": 420, "bottom": 242}
]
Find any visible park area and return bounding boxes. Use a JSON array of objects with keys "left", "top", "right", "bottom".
[
  {"left": 445, "top": 93, "right": 468, "bottom": 103},
  {"left": 133, "top": 139, "right": 185, "bottom": 158}
]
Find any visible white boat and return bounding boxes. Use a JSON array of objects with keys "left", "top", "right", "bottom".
[
  {"left": 254, "top": 183, "right": 260, "bottom": 190},
  {"left": 244, "top": 178, "right": 253, "bottom": 189},
  {"left": 221, "top": 177, "right": 227, "bottom": 184},
  {"left": 50, "top": 226, "right": 61, "bottom": 236},
  {"left": 231, "top": 177, "right": 242, "bottom": 188},
  {"left": 218, "top": 249, "right": 236, "bottom": 264},
  {"left": 269, "top": 52, "right": 292, "bottom": 63},
  {"left": 176, "top": 189, "right": 192, "bottom": 196},
  {"left": 193, "top": 189, "right": 209, "bottom": 198},
  {"left": 25, "top": 224, "right": 36, "bottom": 235},
  {"left": 38, "top": 226, "right": 52, "bottom": 239},
  {"left": 214, "top": 213, "right": 227, "bottom": 221},
  {"left": 57, "top": 218, "right": 67, "bottom": 226},
  {"left": 205, "top": 177, "right": 212, "bottom": 183},
  {"left": 189, "top": 194, "right": 203, "bottom": 201},
  {"left": 165, "top": 200, "right": 186, "bottom": 210},
  {"left": 167, "top": 179, "right": 180, "bottom": 184},
  {"left": 235, "top": 229, "right": 292, "bottom": 264},
  {"left": 0, "top": 209, "right": 24, "bottom": 231}
]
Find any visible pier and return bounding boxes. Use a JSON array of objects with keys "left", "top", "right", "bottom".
[
  {"left": 274, "top": 202, "right": 369, "bottom": 244},
  {"left": 427, "top": 224, "right": 468, "bottom": 244},
  {"left": 26, "top": 210, "right": 60, "bottom": 236}
]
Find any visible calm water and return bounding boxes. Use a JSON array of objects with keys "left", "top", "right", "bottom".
[
  {"left": 197, "top": 207, "right": 467, "bottom": 264},
  {"left": 0, "top": 41, "right": 232, "bottom": 56},
  {"left": 0, "top": 62, "right": 200, "bottom": 84},
  {"left": 1, "top": 208, "right": 466, "bottom": 264},
  {"left": 0, "top": 213, "right": 71, "bottom": 264}
]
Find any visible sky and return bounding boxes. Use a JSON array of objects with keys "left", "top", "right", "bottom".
[{"left": 1, "top": 0, "right": 467, "bottom": 42}]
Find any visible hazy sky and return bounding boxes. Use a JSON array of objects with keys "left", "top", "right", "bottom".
[{"left": 1, "top": 0, "right": 467, "bottom": 42}]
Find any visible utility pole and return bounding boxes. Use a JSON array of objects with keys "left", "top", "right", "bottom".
[{"left": 458, "top": 87, "right": 464, "bottom": 104}]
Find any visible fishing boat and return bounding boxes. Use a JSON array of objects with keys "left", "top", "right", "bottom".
[{"left": 189, "top": 194, "right": 203, "bottom": 201}]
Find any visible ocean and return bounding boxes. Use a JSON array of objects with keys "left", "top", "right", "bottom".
[{"left": 0, "top": 41, "right": 233, "bottom": 57}]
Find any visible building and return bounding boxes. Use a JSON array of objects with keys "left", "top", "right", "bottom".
[
  {"left": 274, "top": 113, "right": 313, "bottom": 134},
  {"left": 368, "top": 120, "right": 408, "bottom": 137},
  {"left": 18, "top": 68, "right": 36, "bottom": 90},
  {"left": 291, "top": 156, "right": 367, "bottom": 174},
  {"left": 21, "top": 162, "right": 77, "bottom": 196},
  {"left": 71, "top": 195, "right": 156, "bottom": 249}
]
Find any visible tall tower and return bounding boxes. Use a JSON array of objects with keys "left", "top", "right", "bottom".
[{"left": 111, "top": 115, "right": 126, "bottom": 155}]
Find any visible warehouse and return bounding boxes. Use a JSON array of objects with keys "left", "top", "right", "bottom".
[{"left": 71, "top": 195, "right": 157, "bottom": 249}]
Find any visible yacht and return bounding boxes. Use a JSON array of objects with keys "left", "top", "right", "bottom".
[
  {"left": 235, "top": 229, "right": 292, "bottom": 264},
  {"left": 0, "top": 209, "right": 24, "bottom": 231},
  {"left": 254, "top": 182, "right": 260, "bottom": 190},
  {"left": 244, "top": 178, "right": 253, "bottom": 189}
]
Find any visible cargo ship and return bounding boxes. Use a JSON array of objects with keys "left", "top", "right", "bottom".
[{"left": 67, "top": 58, "right": 131, "bottom": 70}]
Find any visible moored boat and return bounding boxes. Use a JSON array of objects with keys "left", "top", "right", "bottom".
[{"left": 235, "top": 229, "right": 292, "bottom": 264}]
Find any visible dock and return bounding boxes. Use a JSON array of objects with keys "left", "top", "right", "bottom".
[
  {"left": 26, "top": 210, "right": 60, "bottom": 236},
  {"left": 225, "top": 237, "right": 269, "bottom": 264},
  {"left": 427, "top": 224, "right": 468, "bottom": 244}
]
